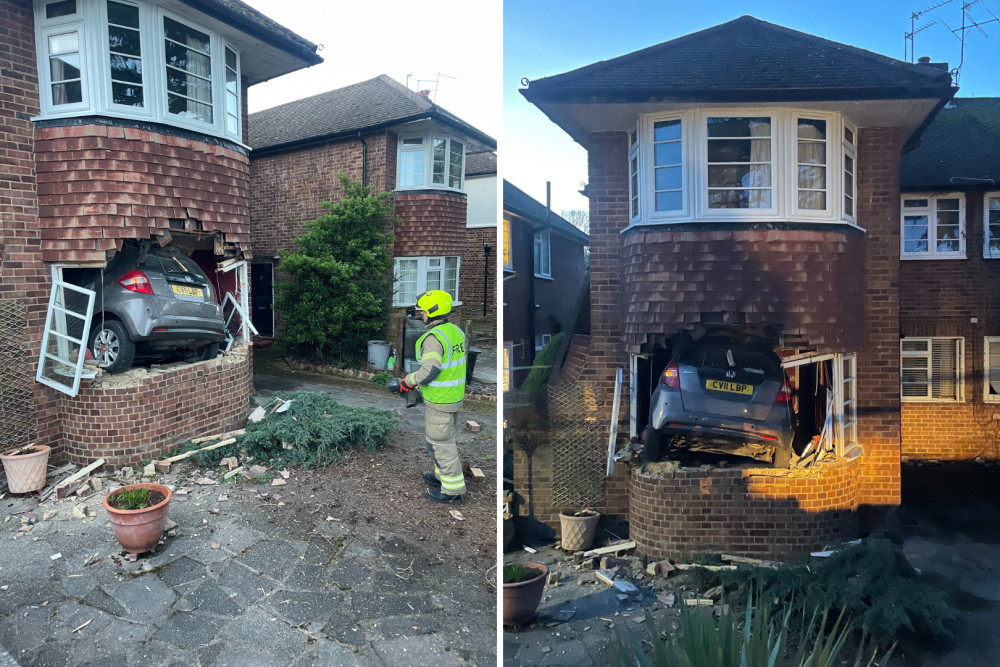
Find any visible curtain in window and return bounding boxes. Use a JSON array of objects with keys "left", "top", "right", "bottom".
[{"left": 747, "top": 120, "right": 770, "bottom": 208}]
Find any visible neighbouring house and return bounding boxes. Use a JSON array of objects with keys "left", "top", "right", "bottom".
[
  {"left": 898, "top": 97, "right": 1000, "bottom": 461},
  {"left": 515, "top": 15, "right": 963, "bottom": 559},
  {"left": 460, "top": 151, "right": 498, "bottom": 338},
  {"left": 0, "top": 0, "right": 320, "bottom": 467},
  {"left": 246, "top": 75, "right": 497, "bottom": 365},
  {"left": 502, "top": 180, "right": 589, "bottom": 391}
]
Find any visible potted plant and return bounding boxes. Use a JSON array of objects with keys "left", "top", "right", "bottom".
[
  {"left": 502, "top": 562, "right": 548, "bottom": 626},
  {"left": 559, "top": 508, "right": 601, "bottom": 552},
  {"left": 0, "top": 443, "right": 51, "bottom": 494},
  {"left": 102, "top": 482, "right": 172, "bottom": 555}
]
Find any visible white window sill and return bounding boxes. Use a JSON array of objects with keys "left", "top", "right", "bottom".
[
  {"left": 622, "top": 217, "right": 866, "bottom": 234},
  {"left": 901, "top": 254, "right": 967, "bottom": 261},
  {"left": 901, "top": 397, "right": 964, "bottom": 403},
  {"left": 534, "top": 274, "right": 553, "bottom": 281}
]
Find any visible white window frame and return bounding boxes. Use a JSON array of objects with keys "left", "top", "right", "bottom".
[
  {"left": 218, "top": 260, "right": 256, "bottom": 343},
  {"left": 985, "top": 337, "right": 1000, "bottom": 403},
  {"left": 36, "top": 279, "right": 96, "bottom": 397},
  {"left": 502, "top": 342, "right": 513, "bottom": 393},
  {"left": 900, "top": 337, "right": 964, "bottom": 402},
  {"left": 835, "top": 353, "right": 858, "bottom": 458},
  {"left": 395, "top": 132, "right": 466, "bottom": 193},
  {"left": 984, "top": 192, "right": 1000, "bottom": 259},
  {"left": 842, "top": 123, "right": 857, "bottom": 224},
  {"left": 629, "top": 108, "right": 853, "bottom": 228},
  {"left": 533, "top": 228, "right": 551, "bottom": 278},
  {"left": 900, "top": 193, "right": 966, "bottom": 260},
  {"left": 502, "top": 217, "right": 513, "bottom": 271},
  {"left": 392, "top": 256, "right": 461, "bottom": 307},
  {"left": 33, "top": 0, "right": 244, "bottom": 143},
  {"left": 628, "top": 130, "right": 640, "bottom": 222}
]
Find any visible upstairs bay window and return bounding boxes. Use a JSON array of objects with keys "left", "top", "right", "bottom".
[
  {"left": 985, "top": 193, "right": 1000, "bottom": 259},
  {"left": 628, "top": 109, "right": 854, "bottom": 225},
  {"left": 900, "top": 194, "right": 965, "bottom": 259},
  {"left": 34, "top": 0, "right": 243, "bottom": 142},
  {"left": 396, "top": 133, "right": 466, "bottom": 192}
]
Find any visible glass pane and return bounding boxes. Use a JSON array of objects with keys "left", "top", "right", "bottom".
[
  {"left": 167, "top": 68, "right": 212, "bottom": 101},
  {"left": 655, "top": 191, "right": 682, "bottom": 211},
  {"left": 226, "top": 47, "right": 237, "bottom": 71},
  {"left": 708, "top": 189, "right": 772, "bottom": 209},
  {"left": 225, "top": 93, "right": 238, "bottom": 116},
  {"left": 226, "top": 115, "right": 238, "bottom": 135},
  {"left": 654, "top": 165, "right": 682, "bottom": 191},
  {"left": 402, "top": 137, "right": 422, "bottom": 146},
  {"left": 226, "top": 68, "right": 238, "bottom": 94},
  {"left": 797, "top": 119, "right": 826, "bottom": 140},
  {"left": 707, "top": 117, "right": 770, "bottom": 138},
  {"left": 937, "top": 198, "right": 959, "bottom": 211},
  {"left": 426, "top": 269, "right": 441, "bottom": 291},
  {"left": 164, "top": 17, "right": 210, "bottom": 56},
  {"left": 166, "top": 46, "right": 212, "bottom": 85},
  {"left": 844, "top": 127, "right": 855, "bottom": 145},
  {"left": 112, "top": 82, "right": 143, "bottom": 106},
  {"left": 798, "top": 191, "right": 826, "bottom": 210},
  {"left": 798, "top": 165, "right": 826, "bottom": 189},
  {"left": 707, "top": 138, "right": 770, "bottom": 164},
  {"left": 46, "top": 0, "right": 77, "bottom": 18},
  {"left": 109, "top": 54, "right": 142, "bottom": 83},
  {"left": 52, "top": 81, "right": 82, "bottom": 104},
  {"left": 902, "top": 339, "right": 929, "bottom": 352},
  {"left": 50, "top": 54, "right": 80, "bottom": 82},
  {"left": 108, "top": 1, "right": 138, "bottom": 28},
  {"left": 167, "top": 94, "right": 212, "bottom": 122},
  {"left": 49, "top": 33, "right": 79, "bottom": 54},
  {"left": 398, "top": 150, "right": 423, "bottom": 187},
  {"left": 653, "top": 119, "right": 681, "bottom": 142},
  {"left": 844, "top": 195, "right": 854, "bottom": 217},
  {"left": 654, "top": 141, "right": 681, "bottom": 166},
  {"left": 432, "top": 139, "right": 446, "bottom": 185},
  {"left": 449, "top": 140, "right": 463, "bottom": 189},
  {"left": 707, "top": 164, "right": 771, "bottom": 188},
  {"left": 903, "top": 199, "right": 928, "bottom": 208},
  {"left": 798, "top": 142, "right": 827, "bottom": 165},
  {"left": 903, "top": 216, "right": 928, "bottom": 252},
  {"left": 108, "top": 25, "right": 141, "bottom": 56}
]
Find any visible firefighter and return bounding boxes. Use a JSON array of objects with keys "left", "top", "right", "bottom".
[{"left": 396, "top": 290, "right": 467, "bottom": 504}]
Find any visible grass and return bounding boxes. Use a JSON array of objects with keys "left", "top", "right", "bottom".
[
  {"left": 108, "top": 486, "right": 159, "bottom": 510},
  {"left": 503, "top": 564, "right": 542, "bottom": 584}
]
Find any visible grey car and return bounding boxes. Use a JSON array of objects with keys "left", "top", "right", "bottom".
[
  {"left": 85, "top": 241, "right": 226, "bottom": 373},
  {"left": 645, "top": 331, "right": 796, "bottom": 466}
]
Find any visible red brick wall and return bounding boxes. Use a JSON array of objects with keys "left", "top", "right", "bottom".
[
  {"left": 899, "top": 191, "right": 1000, "bottom": 460},
  {"left": 855, "top": 127, "right": 903, "bottom": 507},
  {"left": 622, "top": 227, "right": 865, "bottom": 354},
  {"left": 35, "top": 124, "right": 251, "bottom": 262},
  {"left": 630, "top": 460, "right": 860, "bottom": 560},
  {"left": 59, "top": 353, "right": 252, "bottom": 468},
  {"left": 458, "top": 226, "right": 496, "bottom": 335}
]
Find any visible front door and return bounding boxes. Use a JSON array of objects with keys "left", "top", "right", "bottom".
[{"left": 250, "top": 263, "right": 274, "bottom": 338}]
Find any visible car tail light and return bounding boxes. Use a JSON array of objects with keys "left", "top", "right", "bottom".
[
  {"left": 118, "top": 270, "right": 153, "bottom": 295},
  {"left": 662, "top": 363, "right": 680, "bottom": 389},
  {"left": 776, "top": 379, "right": 793, "bottom": 404}
]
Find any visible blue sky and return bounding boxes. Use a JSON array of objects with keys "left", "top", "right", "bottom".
[{"left": 504, "top": 0, "right": 1000, "bottom": 214}]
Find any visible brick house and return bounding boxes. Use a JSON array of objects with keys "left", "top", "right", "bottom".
[
  {"left": 513, "top": 15, "right": 961, "bottom": 558},
  {"left": 898, "top": 97, "right": 1000, "bottom": 461},
  {"left": 502, "top": 179, "right": 589, "bottom": 390},
  {"left": 0, "top": 0, "right": 319, "bottom": 467},
  {"left": 246, "top": 75, "right": 497, "bottom": 362},
  {"left": 460, "top": 151, "right": 498, "bottom": 337}
]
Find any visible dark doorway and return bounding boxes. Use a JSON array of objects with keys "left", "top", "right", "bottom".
[{"left": 250, "top": 263, "right": 274, "bottom": 338}]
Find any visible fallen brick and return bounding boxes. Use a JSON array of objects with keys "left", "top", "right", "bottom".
[
  {"left": 154, "top": 461, "right": 171, "bottom": 474},
  {"left": 57, "top": 480, "right": 85, "bottom": 499},
  {"left": 465, "top": 420, "right": 481, "bottom": 433}
]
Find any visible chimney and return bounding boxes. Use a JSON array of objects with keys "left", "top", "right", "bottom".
[
  {"left": 916, "top": 56, "right": 950, "bottom": 72},
  {"left": 918, "top": 56, "right": 931, "bottom": 65},
  {"left": 418, "top": 89, "right": 431, "bottom": 99}
]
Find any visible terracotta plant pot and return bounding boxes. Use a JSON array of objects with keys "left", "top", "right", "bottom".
[
  {"left": 502, "top": 562, "right": 548, "bottom": 626},
  {"left": 559, "top": 509, "right": 601, "bottom": 552},
  {"left": 0, "top": 444, "right": 51, "bottom": 494},
  {"left": 103, "top": 482, "right": 172, "bottom": 554}
]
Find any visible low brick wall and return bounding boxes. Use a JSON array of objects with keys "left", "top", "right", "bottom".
[
  {"left": 630, "top": 459, "right": 860, "bottom": 560},
  {"left": 58, "top": 352, "right": 252, "bottom": 468}
]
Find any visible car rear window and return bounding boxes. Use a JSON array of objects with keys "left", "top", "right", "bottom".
[
  {"left": 141, "top": 246, "right": 203, "bottom": 277},
  {"left": 680, "top": 346, "right": 780, "bottom": 377}
]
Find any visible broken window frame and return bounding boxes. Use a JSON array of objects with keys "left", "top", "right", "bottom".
[
  {"left": 36, "top": 277, "right": 96, "bottom": 397},
  {"left": 218, "top": 259, "right": 256, "bottom": 343},
  {"left": 836, "top": 353, "right": 858, "bottom": 458}
]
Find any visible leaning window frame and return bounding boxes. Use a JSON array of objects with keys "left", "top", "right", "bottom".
[
  {"left": 900, "top": 193, "right": 966, "bottom": 260},
  {"left": 984, "top": 192, "right": 1000, "bottom": 259}
]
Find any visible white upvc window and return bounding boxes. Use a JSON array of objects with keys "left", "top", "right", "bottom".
[
  {"left": 901, "top": 337, "right": 964, "bottom": 402},
  {"left": 984, "top": 193, "right": 1000, "bottom": 258},
  {"left": 393, "top": 256, "right": 460, "bottom": 307},
  {"left": 985, "top": 337, "right": 1000, "bottom": 403},
  {"left": 396, "top": 132, "right": 466, "bottom": 192},
  {"left": 34, "top": 0, "right": 244, "bottom": 142},
  {"left": 901, "top": 193, "right": 966, "bottom": 259},
  {"left": 836, "top": 353, "right": 858, "bottom": 457},
  {"left": 630, "top": 108, "right": 851, "bottom": 226},
  {"left": 36, "top": 279, "right": 96, "bottom": 397},
  {"left": 533, "top": 229, "right": 551, "bottom": 278},
  {"left": 842, "top": 124, "right": 857, "bottom": 223}
]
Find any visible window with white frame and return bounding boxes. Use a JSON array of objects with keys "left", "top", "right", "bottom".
[
  {"left": 533, "top": 229, "right": 551, "bottom": 278},
  {"left": 396, "top": 132, "right": 466, "bottom": 192},
  {"left": 393, "top": 256, "right": 459, "bottom": 307},
  {"left": 901, "top": 194, "right": 965, "bottom": 259},
  {"left": 629, "top": 108, "right": 852, "bottom": 225},
  {"left": 984, "top": 193, "right": 1000, "bottom": 258},
  {"left": 34, "top": 0, "right": 244, "bottom": 141},
  {"left": 838, "top": 354, "right": 858, "bottom": 457},
  {"left": 985, "top": 337, "right": 1000, "bottom": 402},
  {"left": 901, "top": 337, "right": 963, "bottom": 401}
]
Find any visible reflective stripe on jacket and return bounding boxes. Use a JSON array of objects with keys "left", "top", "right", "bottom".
[{"left": 416, "top": 322, "right": 466, "bottom": 404}]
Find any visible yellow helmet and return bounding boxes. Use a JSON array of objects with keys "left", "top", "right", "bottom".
[{"left": 416, "top": 290, "right": 453, "bottom": 318}]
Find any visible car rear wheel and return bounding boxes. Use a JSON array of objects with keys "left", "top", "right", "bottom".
[
  {"left": 89, "top": 320, "right": 135, "bottom": 374},
  {"left": 772, "top": 445, "right": 792, "bottom": 468},
  {"left": 196, "top": 342, "right": 219, "bottom": 361}
]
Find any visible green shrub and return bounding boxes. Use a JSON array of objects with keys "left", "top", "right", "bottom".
[
  {"left": 369, "top": 371, "right": 393, "bottom": 386},
  {"left": 503, "top": 564, "right": 542, "bottom": 584},
  {"left": 274, "top": 175, "right": 399, "bottom": 366},
  {"left": 520, "top": 332, "right": 567, "bottom": 393}
]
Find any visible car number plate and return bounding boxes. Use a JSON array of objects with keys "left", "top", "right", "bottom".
[
  {"left": 171, "top": 284, "right": 203, "bottom": 297},
  {"left": 705, "top": 379, "right": 753, "bottom": 395}
]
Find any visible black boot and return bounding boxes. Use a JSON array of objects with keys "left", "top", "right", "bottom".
[
  {"left": 423, "top": 472, "right": 441, "bottom": 487},
  {"left": 425, "top": 487, "right": 462, "bottom": 505}
]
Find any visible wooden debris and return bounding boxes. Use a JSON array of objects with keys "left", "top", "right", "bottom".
[
  {"left": 675, "top": 563, "right": 737, "bottom": 572},
  {"left": 684, "top": 598, "right": 715, "bottom": 607},
  {"left": 595, "top": 569, "right": 616, "bottom": 586},
  {"left": 191, "top": 430, "right": 245, "bottom": 444},
  {"left": 71, "top": 618, "right": 93, "bottom": 633},
  {"left": 56, "top": 480, "right": 85, "bottom": 499},
  {"left": 581, "top": 540, "right": 637, "bottom": 559},
  {"left": 223, "top": 467, "right": 244, "bottom": 480},
  {"left": 162, "top": 438, "right": 236, "bottom": 464},
  {"left": 721, "top": 554, "right": 781, "bottom": 569},
  {"left": 41, "top": 459, "right": 105, "bottom": 500},
  {"left": 523, "top": 546, "right": 537, "bottom": 554},
  {"left": 613, "top": 579, "right": 638, "bottom": 594},
  {"left": 704, "top": 586, "right": 724, "bottom": 601}
]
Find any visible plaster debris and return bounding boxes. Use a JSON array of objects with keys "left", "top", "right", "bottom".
[{"left": 271, "top": 478, "right": 286, "bottom": 487}]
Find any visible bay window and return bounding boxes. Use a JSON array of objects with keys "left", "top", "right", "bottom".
[
  {"left": 34, "top": 0, "right": 244, "bottom": 142},
  {"left": 985, "top": 193, "right": 1000, "bottom": 258},
  {"left": 396, "top": 132, "right": 466, "bottom": 192},
  {"left": 393, "top": 256, "right": 460, "bottom": 307},
  {"left": 900, "top": 194, "right": 965, "bottom": 259},
  {"left": 629, "top": 109, "right": 853, "bottom": 225}
]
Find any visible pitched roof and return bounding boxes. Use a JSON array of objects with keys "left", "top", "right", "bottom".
[
  {"left": 503, "top": 180, "right": 589, "bottom": 244},
  {"left": 901, "top": 98, "right": 1000, "bottom": 189},
  {"left": 521, "top": 15, "right": 954, "bottom": 105},
  {"left": 466, "top": 152, "right": 497, "bottom": 177},
  {"left": 248, "top": 75, "right": 496, "bottom": 154}
]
